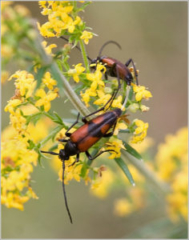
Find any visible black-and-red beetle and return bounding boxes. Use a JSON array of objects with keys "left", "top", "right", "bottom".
[
  {"left": 90, "top": 40, "right": 138, "bottom": 86},
  {"left": 60, "top": 36, "right": 139, "bottom": 86},
  {"left": 41, "top": 84, "right": 129, "bottom": 224}
]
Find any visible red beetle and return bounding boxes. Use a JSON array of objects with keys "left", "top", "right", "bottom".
[{"left": 41, "top": 86, "right": 130, "bottom": 223}]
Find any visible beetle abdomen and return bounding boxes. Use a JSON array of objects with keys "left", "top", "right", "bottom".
[{"left": 70, "top": 109, "right": 121, "bottom": 152}]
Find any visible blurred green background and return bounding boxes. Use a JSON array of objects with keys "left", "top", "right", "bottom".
[{"left": 2, "top": 1, "right": 188, "bottom": 239}]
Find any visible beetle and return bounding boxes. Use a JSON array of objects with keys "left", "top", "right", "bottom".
[
  {"left": 90, "top": 40, "right": 139, "bottom": 86},
  {"left": 41, "top": 82, "right": 129, "bottom": 224},
  {"left": 60, "top": 36, "right": 139, "bottom": 86}
]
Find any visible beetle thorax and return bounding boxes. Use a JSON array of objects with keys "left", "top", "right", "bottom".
[{"left": 64, "top": 140, "right": 78, "bottom": 158}]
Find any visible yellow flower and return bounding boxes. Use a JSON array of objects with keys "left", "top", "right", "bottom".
[
  {"left": 9, "top": 70, "right": 36, "bottom": 98},
  {"left": 42, "top": 41, "right": 57, "bottom": 55},
  {"left": 155, "top": 127, "right": 188, "bottom": 180},
  {"left": 130, "top": 119, "right": 149, "bottom": 144},
  {"left": 155, "top": 127, "right": 188, "bottom": 221},
  {"left": 35, "top": 89, "right": 57, "bottom": 112},
  {"left": 93, "top": 90, "right": 112, "bottom": 107},
  {"left": 37, "top": 22, "right": 55, "bottom": 37},
  {"left": 90, "top": 170, "right": 115, "bottom": 198},
  {"left": 14, "top": 5, "right": 31, "bottom": 17},
  {"left": 42, "top": 71, "right": 57, "bottom": 90},
  {"left": 132, "top": 84, "right": 152, "bottom": 102},
  {"left": 114, "top": 198, "right": 134, "bottom": 217},
  {"left": 114, "top": 121, "right": 128, "bottom": 135},
  {"left": 112, "top": 95, "right": 123, "bottom": 109},
  {"left": 10, "top": 108, "right": 27, "bottom": 134},
  {"left": 38, "top": 2, "right": 84, "bottom": 37},
  {"left": 39, "top": 1, "right": 47, "bottom": 9},
  {"left": 106, "top": 137, "right": 125, "bottom": 159},
  {"left": 80, "top": 88, "right": 97, "bottom": 107},
  {"left": 68, "top": 63, "right": 85, "bottom": 83},
  {"left": 86, "top": 64, "right": 105, "bottom": 90},
  {"left": 80, "top": 30, "right": 93, "bottom": 44},
  {"left": 1, "top": 71, "right": 9, "bottom": 84},
  {"left": 4, "top": 99, "right": 22, "bottom": 114},
  {"left": 140, "top": 104, "right": 150, "bottom": 112}
]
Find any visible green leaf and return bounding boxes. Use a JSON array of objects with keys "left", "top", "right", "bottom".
[
  {"left": 40, "top": 125, "right": 63, "bottom": 146},
  {"left": 80, "top": 163, "right": 88, "bottom": 178},
  {"left": 34, "top": 66, "right": 48, "bottom": 92},
  {"left": 27, "top": 139, "right": 35, "bottom": 150},
  {"left": 53, "top": 111, "right": 63, "bottom": 125},
  {"left": 49, "top": 143, "right": 59, "bottom": 152},
  {"left": 55, "top": 58, "right": 63, "bottom": 71},
  {"left": 114, "top": 157, "right": 135, "bottom": 185},
  {"left": 123, "top": 141, "right": 143, "bottom": 161}
]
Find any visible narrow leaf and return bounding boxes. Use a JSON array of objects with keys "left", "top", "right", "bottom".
[
  {"left": 34, "top": 66, "right": 47, "bottom": 91},
  {"left": 123, "top": 141, "right": 143, "bottom": 161},
  {"left": 114, "top": 157, "right": 135, "bottom": 185}
]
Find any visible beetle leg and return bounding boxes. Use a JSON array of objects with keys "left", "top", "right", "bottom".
[
  {"left": 82, "top": 90, "right": 117, "bottom": 124},
  {"left": 125, "top": 58, "right": 138, "bottom": 85},
  {"left": 105, "top": 72, "right": 108, "bottom": 80},
  {"left": 68, "top": 153, "right": 80, "bottom": 167},
  {"left": 103, "top": 122, "right": 117, "bottom": 138},
  {"left": 125, "top": 58, "right": 132, "bottom": 67},
  {"left": 65, "top": 112, "right": 80, "bottom": 137},
  {"left": 58, "top": 139, "right": 68, "bottom": 143},
  {"left": 85, "top": 149, "right": 117, "bottom": 161}
]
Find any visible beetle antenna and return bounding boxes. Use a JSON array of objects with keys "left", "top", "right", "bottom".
[
  {"left": 41, "top": 150, "right": 73, "bottom": 223},
  {"left": 98, "top": 40, "right": 122, "bottom": 57},
  {"left": 62, "top": 160, "right": 73, "bottom": 224},
  {"left": 60, "top": 36, "right": 92, "bottom": 62},
  {"left": 41, "top": 150, "right": 59, "bottom": 155}
]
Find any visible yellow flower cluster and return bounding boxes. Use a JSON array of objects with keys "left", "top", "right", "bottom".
[
  {"left": 127, "top": 83, "right": 152, "bottom": 113},
  {"left": 132, "top": 83, "right": 152, "bottom": 102},
  {"left": 106, "top": 137, "right": 126, "bottom": 159},
  {"left": 2, "top": 69, "right": 59, "bottom": 211},
  {"left": 9, "top": 71, "right": 37, "bottom": 99},
  {"left": 38, "top": 1, "right": 93, "bottom": 44},
  {"left": 155, "top": 127, "right": 188, "bottom": 222},
  {"left": 2, "top": 103, "right": 55, "bottom": 210},
  {"left": 68, "top": 63, "right": 85, "bottom": 83},
  {"left": 80, "top": 64, "right": 106, "bottom": 107},
  {"left": 5, "top": 70, "right": 58, "bottom": 114},
  {"left": 1, "top": 137, "right": 38, "bottom": 210},
  {"left": 130, "top": 119, "right": 149, "bottom": 144}
]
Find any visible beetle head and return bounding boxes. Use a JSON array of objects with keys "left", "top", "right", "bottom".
[{"left": 59, "top": 149, "right": 69, "bottom": 161}]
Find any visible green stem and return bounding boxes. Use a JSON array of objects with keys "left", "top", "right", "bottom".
[{"left": 79, "top": 39, "right": 90, "bottom": 72}]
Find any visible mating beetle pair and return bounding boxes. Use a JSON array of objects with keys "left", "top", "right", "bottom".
[{"left": 41, "top": 39, "right": 139, "bottom": 223}]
